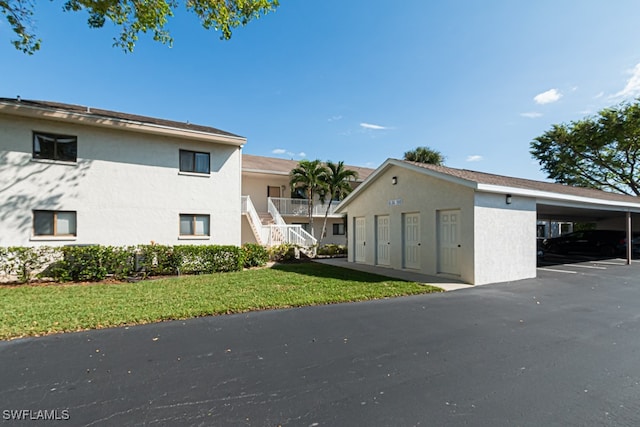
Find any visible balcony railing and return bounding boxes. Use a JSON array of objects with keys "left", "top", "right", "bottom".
[
  {"left": 268, "top": 197, "right": 340, "bottom": 217},
  {"left": 242, "top": 196, "right": 317, "bottom": 247}
]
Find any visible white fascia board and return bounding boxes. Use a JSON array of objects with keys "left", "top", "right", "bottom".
[
  {"left": 0, "top": 102, "right": 246, "bottom": 147},
  {"left": 335, "top": 159, "right": 394, "bottom": 213},
  {"left": 477, "top": 183, "right": 640, "bottom": 212},
  {"left": 242, "top": 168, "right": 290, "bottom": 176},
  {"left": 336, "top": 159, "right": 478, "bottom": 213}
]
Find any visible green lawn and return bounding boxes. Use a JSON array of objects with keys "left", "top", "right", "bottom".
[{"left": 0, "top": 262, "right": 442, "bottom": 340}]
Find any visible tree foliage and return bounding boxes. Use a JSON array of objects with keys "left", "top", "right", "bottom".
[
  {"left": 531, "top": 100, "right": 640, "bottom": 196},
  {"left": 318, "top": 161, "right": 358, "bottom": 242},
  {"left": 1, "top": 0, "right": 279, "bottom": 54},
  {"left": 289, "top": 159, "right": 328, "bottom": 237},
  {"left": 403, "top": 146, "right": 445, "bottom": 165}
]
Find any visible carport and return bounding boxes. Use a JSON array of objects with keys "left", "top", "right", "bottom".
[{"left": 534, "top": 194, "right": 640, "bottom": 264}]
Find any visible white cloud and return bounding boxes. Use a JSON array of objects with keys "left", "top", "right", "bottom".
[
  {"left": 328, "top": 115, "right": 343, "bottom": 122},
  {"left": 466, "top": 155, "right": 483, "bottom": 162},
  {"left": 594, "top": 91, "right": 605, "bottom": 99},
  {"left": 272, "top": 148, "right": 286, "bottom": 154},
  {"left": 360, "top": 122, "right": 388, "bottom": 130},
  {"left": 612, "top": 63, "right": 640, "bottom": 99},
  {"left": 298, "top": 152, "right": 306, "bottom": 158},
  {"left": 520, "top": 112, "right": 543, "bottom": 118},
  {"left": 534, "top": 89, "right": 562, "bottom": 104}
]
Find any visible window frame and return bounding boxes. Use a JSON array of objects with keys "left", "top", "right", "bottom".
[
  {"left": 179, "top": 214, "right": 211, "bottom": 237},
  {"left": 179, "top": 149, "right": 210, "bottom": 174},
  {"left": 32, "top": 131, "right": 78, "bottom": 162},
  {"left": 33, "top": 210, "right": 77, "bottom": 237},
  {"left": 333, "top": 223, "right": 346, "bottom": 235}
]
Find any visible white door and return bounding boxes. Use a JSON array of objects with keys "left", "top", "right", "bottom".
[
  {"left": 354, "top": 217, "right": 366, "bottom": 263},
  {"left": 376, "top": 215, "right": 390, "bottom": 266},
  {"left": 403, "top": 213, "right": 420, "bottom": 269},
  {"left": 438, "top": 210, "right": 461, "bottom": 275}
]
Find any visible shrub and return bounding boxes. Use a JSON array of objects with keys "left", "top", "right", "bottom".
[
  {"left": 137, "top": 244, "right": 180, "bottom": 276},
  {"left": 174, "top": 245, "right": 244, "bottom": 274},
  {"left": 268, "top": 243, "right": 299, "bottom": 262},
  {"left": 2, "top": 246, "right": 55, "bottom": 283},
  {"left": 317, "top": 244, "right": 347, "bottom": 256},
  {"left": 242, "top": 243, "right": 269, "bottom": 268},
  {"left": 43, "top": 246, "right": 137, "bottom": 282}
]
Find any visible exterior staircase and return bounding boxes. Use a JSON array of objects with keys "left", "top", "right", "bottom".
[{"left": 241, "top": 196, "right": 317, "bottom": 253}]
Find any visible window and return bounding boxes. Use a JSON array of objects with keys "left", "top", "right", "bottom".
[
  {"left": 333, "top": 223, "right": 345, "bottom": 235},
  {"left": 179, "top": 150, "right": 210, "bottom": 174},
  {"left": 33, "top": 132, "right": 77, "bottom": 162},
  {"left": 33, "top": 210, "right": 77, "bottom": 236},
  {"left": 180, "top": 214, "right": 210, "bottom": 236}
]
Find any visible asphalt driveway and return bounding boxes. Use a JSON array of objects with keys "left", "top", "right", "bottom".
[{"left": 2, "top": 263, "right": 640, "bottom": 426}]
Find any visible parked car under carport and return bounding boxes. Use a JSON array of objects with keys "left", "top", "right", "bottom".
[{"left": 542, "top": 230, "right": 627, "bottom": 256}]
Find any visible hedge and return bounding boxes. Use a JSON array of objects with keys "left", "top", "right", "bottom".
[{"left": 0, "top": 244, "right": 270, "bottom": 283}]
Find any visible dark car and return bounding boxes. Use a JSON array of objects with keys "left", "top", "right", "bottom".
[
  {"left": 616, "top": 234, "right": 640, "bottom": 256},
  {"left": 542, "top": 230, "right": 626, "bottom": 256}
]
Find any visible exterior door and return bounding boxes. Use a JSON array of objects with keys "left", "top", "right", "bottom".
[
  {"left": 354, "top": 217, "right": 366, "bottom": 263},
  {"left": 438, "top": 210, "right": 461, "bottom": 275},
  {"left": 403, "top": 213, "right": 420, "bottom": 269},
  {"left": 267, "top": 186, "right": 281, "bottom": 210},
  {"left": 376, "top": 215, "right": 390, "bottom": 266}
]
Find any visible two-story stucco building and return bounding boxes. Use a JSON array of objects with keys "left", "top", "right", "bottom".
[{"left": 0, "top": 97, "right": 244, "bottom": 247}]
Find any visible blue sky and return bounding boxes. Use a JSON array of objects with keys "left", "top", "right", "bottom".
[{"left": 3, "top": 1, "right": 640, "bottom": 180}]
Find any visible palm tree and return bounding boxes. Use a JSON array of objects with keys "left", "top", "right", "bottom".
[
  {"left": 403, "top": 146, "right": 445, "bottom": 165},
  {"left": 289, "top": 159, "right": 328, "bottom": 237},
  {"left": 319, "top": 161, "right": 358, "bottom": 243}
]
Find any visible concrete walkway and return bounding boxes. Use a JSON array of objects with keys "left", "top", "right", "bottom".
[{"left": 313, "top": 257, "right": 472, "bottom": 291}]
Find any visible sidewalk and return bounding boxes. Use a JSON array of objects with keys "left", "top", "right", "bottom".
[{"left": 313, "top": 257, "right": 473, "bottom": 292}]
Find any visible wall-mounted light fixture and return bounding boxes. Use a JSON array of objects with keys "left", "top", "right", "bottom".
[
  {"left": 506, "top": 194, "right": 512, "bottom": 205},
  {"left": 391, "top": 176, "right": 398, "bottom": 185}
]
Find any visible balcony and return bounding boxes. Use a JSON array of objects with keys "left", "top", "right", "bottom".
[{"left": 268, "top": 197, "right": 341, "bottom": 217}]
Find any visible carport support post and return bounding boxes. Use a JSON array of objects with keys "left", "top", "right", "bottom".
[{"left": 627, "top": 211, "right": 632, "bottom": 265}]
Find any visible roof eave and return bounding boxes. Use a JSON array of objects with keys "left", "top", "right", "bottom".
[
  {"left": 0, "top": 101, "right": 246, "bottom": 147},
  {"left": 477, "top": 183, "right": 640, "bottom": 211}
]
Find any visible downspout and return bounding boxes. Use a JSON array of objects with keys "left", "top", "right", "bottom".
[{"left": 626, "top": 211, "right": 632, "bottom": 265}]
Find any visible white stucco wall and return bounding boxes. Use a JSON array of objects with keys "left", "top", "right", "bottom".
[
  {"left": 473, "top": 193, "right": 537, "bottom": 285},
  {"left": 341, "top": 165, "right": 476, "bottom": 283},
  {"left": 0, "top": 115, "right": 241, "bottom": 247}
]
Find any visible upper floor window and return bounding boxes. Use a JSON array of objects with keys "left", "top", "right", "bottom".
[
  {"left": 33, "top": 132, "right": 77, "bottom": 162},
  {"left": 33, "top": 210, "right": 77, "bottom": 236},
  {"left": 333, "top": 223, "right": 345, "bottom": 235},
  {"left": 179, "top": 150, "right": 210, "bottom": 174}
]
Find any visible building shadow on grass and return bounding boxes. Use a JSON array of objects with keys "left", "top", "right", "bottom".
[{"left": 270, "top": 261, "right": 405, "bottom": 284}]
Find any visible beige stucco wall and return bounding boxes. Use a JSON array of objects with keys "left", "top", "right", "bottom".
[
  {"left": 0, "top": 115, "right": 241, "bottom": 247},
  {"left": 241, "top": 170, "right": 348, "bottom": 246},
  {"left": 342, "top": 165, "right": 476, "bottom": 283},
  {"left": 242, "top": 172, "right": 290, "bottom": 213},
  {"left": 473, "top": 192, "right": 537, "bottom": 285}
]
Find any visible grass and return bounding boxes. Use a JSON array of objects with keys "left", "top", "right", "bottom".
[{"left": 0, "top": 262, "right": 442, "bottom": 340}]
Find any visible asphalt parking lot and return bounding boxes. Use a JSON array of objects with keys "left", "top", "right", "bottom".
[
  {"left": 538, "top": 252, "right": 640, "bottom": 276},
  {"left": 3, "top": 261, "right": 640, "bottom": 426}
]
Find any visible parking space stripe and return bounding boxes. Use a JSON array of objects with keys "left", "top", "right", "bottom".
[
  {"left": 537, "top": 268, "right": 578, "bottom": 274},
  {"left": 566, "top": 264, "right": 607, "bottom": 270},
  {"left": 594, "top": 261, "right": 627, "bottom": 266}
]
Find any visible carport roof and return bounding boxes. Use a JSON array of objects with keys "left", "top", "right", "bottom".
[{"left": 336, "top": 159, "right": 640, "bottom": 213}]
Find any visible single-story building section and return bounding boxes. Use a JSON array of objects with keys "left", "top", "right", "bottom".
[{"left": 335, "top": 159, "right": 640, "bottom": 285}]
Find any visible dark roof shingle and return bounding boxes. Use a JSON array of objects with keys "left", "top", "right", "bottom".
[
  {"left": 402, "top": 160, "right": 640, "bottom": 204},
  {"left": 0, "top": 97, "right": 242, "bottom": 138},
  {"left": 243, "top": 154, "right": 374, "bottom": 181}
]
